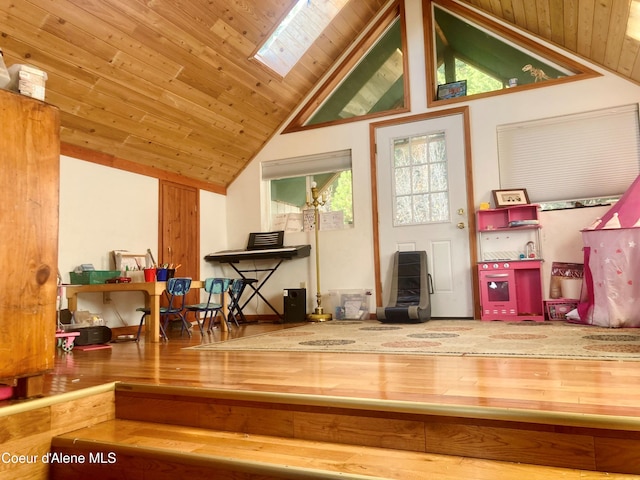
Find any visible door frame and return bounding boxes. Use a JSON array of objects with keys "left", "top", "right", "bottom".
[{"left": 369, "top": 106, "right": 480, "bottom": 318}]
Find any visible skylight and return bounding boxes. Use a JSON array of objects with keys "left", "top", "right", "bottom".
[
  {"left": 254, "top": 0, "right": 349, "bottom": 77},
  {"left": 628, "top": 0, "right": 640, "bottom": 41}
]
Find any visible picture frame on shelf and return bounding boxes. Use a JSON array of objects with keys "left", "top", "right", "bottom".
[
  {"left": 492, "top": 188, "right": 530, "bottom": 208},
  {"left": 436, "top": 80, "right": 467, "bottom": 100}
]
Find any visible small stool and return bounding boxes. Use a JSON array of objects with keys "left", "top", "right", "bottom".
[{"left": 227, "top": 278, "right": 258, "bottom": 326}]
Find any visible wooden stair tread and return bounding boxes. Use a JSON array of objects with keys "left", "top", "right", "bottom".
[{"left": 52, "top": 419, "right": 639, "bottom": 479}]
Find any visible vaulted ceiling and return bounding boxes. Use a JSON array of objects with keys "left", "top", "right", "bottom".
[{"left": 0, "top": 0, "right": 637, "bottom": 192}]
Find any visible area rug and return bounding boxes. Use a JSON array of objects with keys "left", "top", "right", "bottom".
[{"left": 188, "top": 319, "right": 640, "bottom": 360}]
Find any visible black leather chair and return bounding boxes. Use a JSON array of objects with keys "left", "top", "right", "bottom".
[{"left": 377, "top": 251, "right": 432, "bottom": 323}]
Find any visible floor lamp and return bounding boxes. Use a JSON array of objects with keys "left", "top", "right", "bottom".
[{"left": 306, "top": 181, "right": 332, "bottom": 321}]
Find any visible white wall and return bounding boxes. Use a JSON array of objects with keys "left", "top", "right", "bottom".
[
  {"left": 226, "top": 0, "right": 640, "bottom": 315},
  {"left": 59, "top": 156, "right": 228, "bottom": 328},
  {"left": 200, "top": 189, "right": 229, "bottom": 283}
]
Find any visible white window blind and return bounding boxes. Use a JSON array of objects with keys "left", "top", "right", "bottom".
[
  {"left": 497, "top": 104, "right": 640, "bottom": 202},
  {"left": 262, "top": 149, "right": 352, "bottom": 180}
]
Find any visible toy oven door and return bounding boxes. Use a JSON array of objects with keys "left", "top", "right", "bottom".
[{"left": 479, "top": 269, "right": 518, "bottom": 316}]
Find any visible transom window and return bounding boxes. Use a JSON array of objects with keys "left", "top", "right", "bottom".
[
  {"left": 392, "top": 132, "right": 450, "bottom": 226},
  {"left": 424, "top": 0, "right": 598, "bottom": 106},
  {"left": 283, "top": 1, "right": 408, "bottom": 132},
  {"left": 305, "top": 16, "right": 405, "bottom": 126}
]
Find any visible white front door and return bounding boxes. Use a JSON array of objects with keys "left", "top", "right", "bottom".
[{"left": 374, "top": 112, "right": 473, "bottom": 317}]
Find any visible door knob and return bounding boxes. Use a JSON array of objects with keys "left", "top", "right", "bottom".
[{"left": 457, "top": 222, "right": 465, "bottom": 229}]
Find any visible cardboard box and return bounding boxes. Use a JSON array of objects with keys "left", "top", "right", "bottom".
[{"left": 7, "top": 64, "right": 47, "bottom": 101}]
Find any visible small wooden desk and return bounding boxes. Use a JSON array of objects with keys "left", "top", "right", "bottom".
[{"left": 65, "top": 281, "right": 208, "bottom": 343}]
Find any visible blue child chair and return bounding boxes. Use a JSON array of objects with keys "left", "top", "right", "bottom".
[
  {"left": 185, "top": 277, "right": 231, "bottom": 334},
  {"left": 136, "top": 277, "right": 192, "bottom": 341}
]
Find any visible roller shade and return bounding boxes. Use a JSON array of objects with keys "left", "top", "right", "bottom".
[
  {"left": 497, "top": 104, "right": 640, "bottom": 202},
  {"left": 262, "top": 149, "right": 352, "bottom": 180}
]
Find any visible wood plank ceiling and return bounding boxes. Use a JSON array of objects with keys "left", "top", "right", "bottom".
[
  {"left": 0, "top": 0, "right": 387, "bottom": 192},
  {"left": 0, "top": 0, "right": 638, "bottom": 191},
  {"left": 461, "top": 0, "right": 640, "bottom": 85}
]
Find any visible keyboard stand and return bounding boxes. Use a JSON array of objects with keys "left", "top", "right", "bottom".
[
  {"left": 226, "top": 259, "right": 285, "bottom": 321},
  {"left": 204, "top": 243, "right": 311, "bottom": 322}
]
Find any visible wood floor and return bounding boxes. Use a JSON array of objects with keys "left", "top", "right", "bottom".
[
  {"left": 7, "top": 319, "right": 640, "bottom": 479},
  {"left": 36, "top": 319, "right": 640, "bottom": 419}
]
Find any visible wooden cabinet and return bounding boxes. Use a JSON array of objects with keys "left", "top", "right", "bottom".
[
  {"left": 0, "top": 89, "right": 60, "bottom": 396},
  {"left": 477, "top": 205, "right": 544, "bottom": 322}
]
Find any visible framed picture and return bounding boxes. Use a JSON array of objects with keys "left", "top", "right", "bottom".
[
  {"left": 492, "top": 188, "right": 530, "bottom": 208},
  {"left": 436, "top": 80, "right": 467, "bottom": 100}
]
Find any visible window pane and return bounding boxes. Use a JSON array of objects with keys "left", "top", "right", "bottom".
[
  {"left": 306, "top": 17, "right": 405, "bottom": 125},
  {"left": 428, "top": 134, "right": 446, "bottom": 161},
  {"left": 410, "top": 136, "right": 428, "bottom": 164},
  {"left": 393, "top": 139, "right": 410, "bottom": 167},
  {"left": 395, "top": 196, "right": 412, "bottom": 225},
  {"left": 430, "top": 162, "right": 447, "bottom": 191},
  {"left": 412, "top": 164, "right": 429, "bottom": 193},
  {"left": 270, "top": 171, "right": 354, "bottom": 229},
  {"left": 430, "top": 192, "right": 450, "bottom": 222},
  {"left": 393, "top": 131, "right": 451, "bottom": 225},
  {"left": 316, "top": 170, "right": 354, "bottom": 225},
  {"left": 394, "top": 166, "right": 411, "bottom": 195},
  {"left": 413, "top": 194, "right": 430, "bottom": 223},
  {"left": 432, "top": 4, "right": 578, "bottom": 98},
  {"left": 271, "top": 177, "right": 306, "bottom": 209}
]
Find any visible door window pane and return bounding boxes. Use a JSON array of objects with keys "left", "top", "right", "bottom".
[{"left": 393, "top": 132, "right": 450, "bottom": 226}]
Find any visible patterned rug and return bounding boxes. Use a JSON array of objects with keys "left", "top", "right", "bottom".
[{"left": 188, "top": 319, "right": 640, "bottom": 360}]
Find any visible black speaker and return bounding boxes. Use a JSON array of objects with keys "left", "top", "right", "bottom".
[
  {"left": 68, "top": 326, "right": 112, "bottom": 346},
  {"left": 284, "top": 288, "right": 306, "bottom": 323}
]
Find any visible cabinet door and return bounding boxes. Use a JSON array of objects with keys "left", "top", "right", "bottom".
[
  {"left": 0, "top": 90, "right": 59, "bottom": 379},
  {"left": 478, "top": 268, "right": 518, "bottom": 317}
]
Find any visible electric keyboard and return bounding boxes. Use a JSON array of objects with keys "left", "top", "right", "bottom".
[{"left": 204, "top": 244, "right": 311, "bottom": 263}]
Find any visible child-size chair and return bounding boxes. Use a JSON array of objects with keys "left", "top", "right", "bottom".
[
  {"left": 136, "top": 277, "right": 192, "bottom": 341},
  {"left": 185, "top": 277, "right": 231, "bottom": 334}
]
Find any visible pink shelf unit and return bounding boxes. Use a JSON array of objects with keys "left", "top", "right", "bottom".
[
  {"left": 477, "top": 205, "right": 542, "bottom": 262},
  {"left": 477, "top": 204, "right": 540, "bottom": 231},
  {"left": 477, "top": 204, "right": 544, "bottom": 322}
]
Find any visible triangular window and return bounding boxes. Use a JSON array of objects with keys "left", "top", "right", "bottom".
[
  {"left": 284, "top": 1, "right": 408, "bottom": 133},
  {"left": 424, "top": 0, "right": 599, "bottom": 105}
]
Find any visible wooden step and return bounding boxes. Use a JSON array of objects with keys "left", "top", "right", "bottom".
[
  {"left": 49, "top": 418, "right": 640, "bottom": 480},
  {"left": 110, "top": 382, "right": 640, "bottom": 475}
]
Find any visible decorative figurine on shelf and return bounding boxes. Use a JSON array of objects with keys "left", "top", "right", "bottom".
[{"left": 522, "top": 64, "right": 550, "bottom": 82}]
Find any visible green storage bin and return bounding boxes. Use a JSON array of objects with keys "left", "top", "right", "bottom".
[{"left": 69, "top": 270, "right": 121, "bottom": 285}]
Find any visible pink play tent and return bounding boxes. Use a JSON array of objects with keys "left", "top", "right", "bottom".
[{"left": 578, "top": 175, "right": 640, "bottom": 327}]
